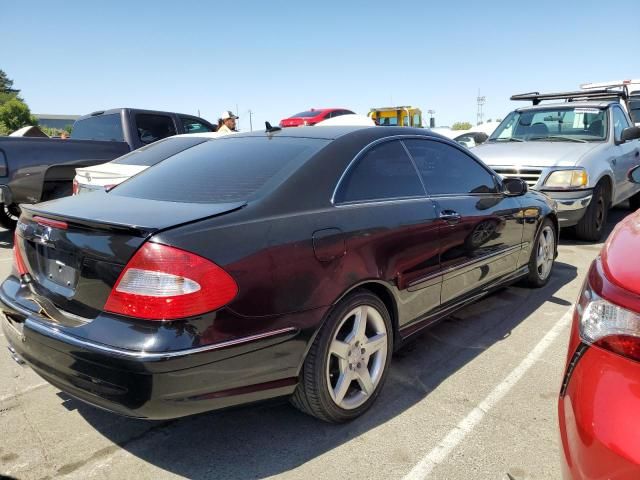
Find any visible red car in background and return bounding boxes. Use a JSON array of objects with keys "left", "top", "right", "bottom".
[
  {"left": 559, "top": 164, "right": 640, "bottom": 479},
  {"left": 279, "top": 108, "right": 355, "bottom": 127}
]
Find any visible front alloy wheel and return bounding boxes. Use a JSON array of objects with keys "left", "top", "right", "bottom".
[
  {"left": 526, "top": 218, "right": 556, "bottom": 288},
  {"left": 291, "top": 290, "right": 393, "bottom": 422}
]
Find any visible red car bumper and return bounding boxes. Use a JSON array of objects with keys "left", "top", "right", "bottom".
[{"left": 559, "top": 332, "right": 640, "bottom": 479}]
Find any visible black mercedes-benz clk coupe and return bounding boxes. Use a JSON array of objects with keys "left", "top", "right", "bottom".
[{"left": 1, "top": 126, "right": 558, "bottom": 422}]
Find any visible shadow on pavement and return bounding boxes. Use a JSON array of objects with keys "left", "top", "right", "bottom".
[
  {"left": 559, "top": 204, "right": 632, "bottom": 246},
  {"left": 60, "top": 257, "right": 578, "bottom": 479}
]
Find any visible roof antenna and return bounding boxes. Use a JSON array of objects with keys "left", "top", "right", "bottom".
[{"left": 265, "top": 121, "right": 282, "bottom": 133}]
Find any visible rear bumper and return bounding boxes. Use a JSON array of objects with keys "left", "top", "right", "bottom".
[
  {"left": 1, "top": 290, "right": 303, "bottom": 420},
  {"left": 542, "top": 190, "right": 592, "bottom": 227},
  {"left": 559, "top": 344, "right": 640, "bottom": 479}
]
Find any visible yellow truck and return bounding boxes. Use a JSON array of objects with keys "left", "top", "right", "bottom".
[{"left": 368, "top": 106, "right": 422, "bottom": 127}]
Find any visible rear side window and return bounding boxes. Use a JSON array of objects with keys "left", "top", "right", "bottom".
[
  {"left": 335, "top": 140, "right": 425, "bottom": 203},
  {"left": 136, "top": 114, "right": 177, "bottom": 144},
  {"left": 111, "top": 136, "right": 207, "bottom": 166},
  {"left": 404, "top": 139, "right": 498, "bottom": 195},
  {"left": 112, "top": 137, "right": 329, "bottom": 203},
  {"left": 71, "top": 114, "right": 124, "bottom": 141},
  {"left": 180, "top": 116, "right": 214, "bottom": 134}
]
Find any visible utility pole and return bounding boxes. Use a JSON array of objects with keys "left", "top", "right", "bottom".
[
  {"left": 248, "top": 110, "right": 253, "bottom": 132},
  {"left": 427, "top": 109, "right": 435, "bottom": 128},
  {"left": 476, "top": 89, "right": 486, "bottom": 125}
]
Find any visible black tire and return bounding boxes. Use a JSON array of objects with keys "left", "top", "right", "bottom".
[
  {"left": 291, "top": 290, "right": 393, "bottom": 423},
  {"left": 525, "top": 218, "right": 556, "bottom": 288},
  {"left": 629, "top": 191, "right": 640, "bottom": 211},
  {"left": 0, "top": 204, "right": 19, "bottom": 230},
  {"left": 575, "top": 181, "right": 609, "bottom": 242}
]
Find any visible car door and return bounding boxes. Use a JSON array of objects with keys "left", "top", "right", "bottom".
[
  {"left": 611, "top": 105, "right": 640, "bottom": 202},
  {"left": 333, "top": 139, "right": 442, "bottom": 327},
  {"left": 403, "top": 138, "right": 525, "bottom": 304}
]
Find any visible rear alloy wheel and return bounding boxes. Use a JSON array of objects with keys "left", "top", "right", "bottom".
[
  {"left": 526, "top": 218, "right": 556, "bottom": 288},
  {"left": 575, "top": 182, "right": 608, "bottom": 242},
  {"left": 291, "top": 290, "right": 392, "bottom": 422},
  {"left": 0, "top": 203, "right": 19, "bottom": 230}
]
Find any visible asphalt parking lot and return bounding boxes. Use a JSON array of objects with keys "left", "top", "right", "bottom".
[{"left": 0, "top": 206, "right": 632, "bottom": 480}]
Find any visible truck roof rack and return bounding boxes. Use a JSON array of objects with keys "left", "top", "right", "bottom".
[{"left": 510, "top": 89, "right": 628, "bottom": 105}]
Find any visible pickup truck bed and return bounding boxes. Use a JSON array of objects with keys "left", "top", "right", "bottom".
[{"left": 0, "top": 108, "right": 215, "bottom": 228}]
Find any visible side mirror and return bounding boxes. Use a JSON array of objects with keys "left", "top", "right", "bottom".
[
  {"left": 502, "top": 177, "right": 528, "bottom": 196},
  {"left": 621, "top": 126, "right": 640, "bottom": 143},
  {"left": 628, "top": 165, "right": 640, "bottom": 184}
]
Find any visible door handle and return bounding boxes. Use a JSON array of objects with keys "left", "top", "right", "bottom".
[{"left": 439, "top": 210, "right": 462, "bottom": 224}]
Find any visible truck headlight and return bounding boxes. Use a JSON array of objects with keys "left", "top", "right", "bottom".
[{"left": 544, "top": 169, "right": 588, "bottom": 189}]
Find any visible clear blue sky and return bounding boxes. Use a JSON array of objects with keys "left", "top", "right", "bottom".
[{"left": 2, "top": 0, "right": 637, "bottom": 129}]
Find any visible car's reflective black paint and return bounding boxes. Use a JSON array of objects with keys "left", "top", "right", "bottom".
[{"left": 1, "top": 126, "right": 557, "bottom": 419}]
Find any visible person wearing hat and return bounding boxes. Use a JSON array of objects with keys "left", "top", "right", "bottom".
[{"left": 217, "top": 110, "right": 239, "bottom": 135}]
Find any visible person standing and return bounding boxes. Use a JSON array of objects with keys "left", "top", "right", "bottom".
[{"left": 217, "top": 111, "right": 239, "bottom": 135}]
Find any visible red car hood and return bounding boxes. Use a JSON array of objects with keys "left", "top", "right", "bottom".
[{"left": 602, "top": 211, "right": 640, "bottom": 295}]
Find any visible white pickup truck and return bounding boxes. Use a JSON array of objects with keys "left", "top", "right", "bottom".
[{"left": 473, "top": 89, "right": 640, "bottom": 241}]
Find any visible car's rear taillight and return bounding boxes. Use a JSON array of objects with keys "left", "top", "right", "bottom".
[
  {"left": 72, "top": 178, "right": 79, "bottom": 195},
  {"left": 578, "top": 260, "right": 640, "bottom": 362},
  {"left": 104, "top": 243, "right": 238, "bottom": 320},
  {"left": 13, "top": 233, "right": 28, "bottom": 276}
]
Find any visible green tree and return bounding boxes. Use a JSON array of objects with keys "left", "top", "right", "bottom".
[
  {"left": 0, "top": 69, "right": 20, "bottom": 98},
  {"left": 451, "top": 121, "right": 472, "bottom": 130},
  {"left": 0, "top": 98, "right": 38, "bottom": 135}
]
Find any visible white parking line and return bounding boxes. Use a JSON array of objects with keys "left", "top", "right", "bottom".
[
  {"left": 402, "top": 307, "right": 574, "bottom": 480},
  {"left": 0, "top": 381, "right": 49, "bottom": 403}
]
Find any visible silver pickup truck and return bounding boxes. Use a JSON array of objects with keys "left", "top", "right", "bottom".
[{"left": 474, "top": 89, "right": 640, "bottom": 241}]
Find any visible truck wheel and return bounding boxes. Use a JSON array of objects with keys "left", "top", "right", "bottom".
[
  {"left": 575, "top": 182, "right": 608, "bottom": 242},
  {"left": 291, "top": 290, "right": 393, "bottom": 423},
  {"left": 0, "top": 204, "right": 19, "bottom": 230}
]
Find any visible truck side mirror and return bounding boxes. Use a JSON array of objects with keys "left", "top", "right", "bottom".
[
  {"left": 629, "top": 165, "right": 640, "bottom": 184},
  {"left": 621, "top": 126, "right": 640, "bottom": 143}
]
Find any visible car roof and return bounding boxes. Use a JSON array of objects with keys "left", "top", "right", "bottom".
[
  {"left": 217, "top": 125, "right": 448, "bottom": 141},
  {"left": 76, "top": 108, "right": 203, "bottom": 122},
  {"left": 516, "top": 101, "right": 618, "bottom": 112}
]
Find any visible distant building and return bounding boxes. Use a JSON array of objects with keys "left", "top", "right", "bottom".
[{"left": 34, "top": 114, "right": 80, "bottom": 130}]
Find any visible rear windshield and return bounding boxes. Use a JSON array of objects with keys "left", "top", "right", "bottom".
[
  {"left": 111, "top": 136, "right": 206, "bottom": 166},
  {"left": 71, "top": 114, "right": 124, "bottom": 141},
  {"left": 292, "top": 111, "right": 323, "bottom": 118},
  {"left": 111, "top": 136, "right": 329, "bottom": 203}
]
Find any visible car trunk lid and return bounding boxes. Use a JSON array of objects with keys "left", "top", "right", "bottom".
[{"left": 16, "top": 192, "right": 245, "bottom": 319}]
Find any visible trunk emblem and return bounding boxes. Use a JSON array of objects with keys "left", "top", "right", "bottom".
[{"left": 36, "top": 226, "right": 52, "bottom": 244}]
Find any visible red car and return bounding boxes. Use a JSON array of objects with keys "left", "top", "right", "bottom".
[
  {"left": 279, "top": 108, "right": 355, "bottom": 127},
  {"left": 559, "top": 164, "right": 640, "bottom": 479}
]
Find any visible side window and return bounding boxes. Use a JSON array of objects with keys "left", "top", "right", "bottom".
[
  {"left": 136, "top": 114, "right": 177, "bottom": 144},
  {"left": 335, "top": 140, "right": 425, "bottom": 203},
  {"left": 404, "top": 139, "right": 498, "bottom": 195},
  {"left": 180, "top": 116, "right": 214, "bottom": 134},
  {"left": 612, "top": 107, "right": 630, "bottom": 142}
]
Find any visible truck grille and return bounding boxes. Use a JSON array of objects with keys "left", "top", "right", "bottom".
[{"left": 492, "top": 168, "right": 543, "bottom": 188}]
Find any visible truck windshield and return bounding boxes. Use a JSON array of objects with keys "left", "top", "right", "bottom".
[
  {"left": 489, "top": 107, "right": 608, "bottom": 143},
  {"left": 629, "top": 98, "right": 640, "bottom": 124},
  {"left": 71, "top": 114, "right": 124, "bottom": 142}
]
